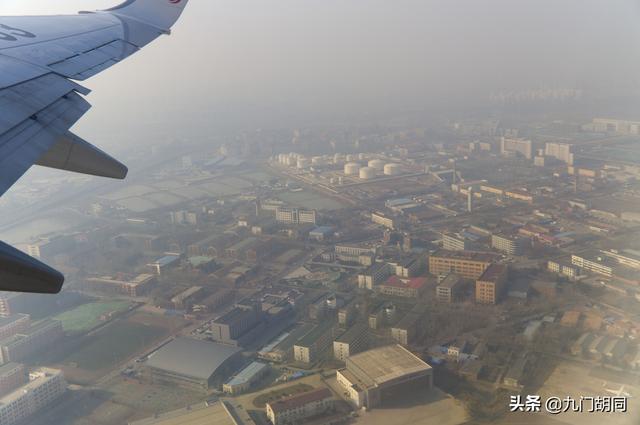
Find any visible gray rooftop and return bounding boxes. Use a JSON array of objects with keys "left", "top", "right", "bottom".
[{"left": 146, "top": 337, "right": 241, "bottom": 380}]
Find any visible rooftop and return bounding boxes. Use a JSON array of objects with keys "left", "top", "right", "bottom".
[
  {"left": 150, "top": 255, "right": 180, "bottom": 267},
  {"left": 347, "top": 345, "right": 431, "bottom": 387},
  {"left": 225, "top": 362, "right": 268, "bottom": 387},
  {"left": 146, "top": 337, "right": 241, "bottom": 380},
  {"left": 336, "top": 323, "right": 367, "bottom": 344},
  {"left": 431, "top": 249, "right": 497, "bottom": 263},
  {"left": 383, "top": 276, "right": 427, "bottom": 290},
  {"left": 437, "top": 273, "right": 462, "bottom": 289},
  {"left": 267, "top": 388, "right": 332, "bottom": 414},
  {"left": 296, "top": 322, "right": 333, "bottom": 348},
  {"left": 478, "top": 264, "right": 507, "bottom": 282}
]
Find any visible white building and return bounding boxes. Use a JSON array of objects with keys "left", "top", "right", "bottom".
[{"left": 0, "top": 368, "right": 66, "bottom": 425}]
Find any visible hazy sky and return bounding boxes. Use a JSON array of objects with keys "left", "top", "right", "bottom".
[{"left": 1, "top": 0, "right": 640, "bottom": 144}]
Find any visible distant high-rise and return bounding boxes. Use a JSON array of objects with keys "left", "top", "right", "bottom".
[
  {"left": 545, "top": 142, "right": 574, "bottom": 165},
  {"left": 500, "top": 137, "right": 532, "bottom": 160}
]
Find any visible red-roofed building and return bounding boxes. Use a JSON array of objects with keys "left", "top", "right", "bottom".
[
  {"left": 377, "top": 276, "right": 427, "bottom": 298},
  {"left": 266, "top": 388, "right": 334, "bottom": 425}
]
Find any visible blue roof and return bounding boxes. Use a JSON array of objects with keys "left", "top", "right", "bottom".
[
  {"left": 226, "top": 362, "right": 268, "bottom": 386},
  {"left": 310, "top": 226, "right": 333, "bottom": 235}
]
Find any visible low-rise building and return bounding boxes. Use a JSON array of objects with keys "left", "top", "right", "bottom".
[
  {"left": 475, "top": 264, "right": 508, "bottom": 305},
  {"left": 436, "top": 274, "right": 464, "bottom": 303},
  {"left": 429, "top": 250, "right": 496, "bottom": 280},
  {"left": 0, "top": 363, "right": 25, "bottom": 397},
  {"left": 333, "top": 323, "right": 368, "bottom": 362},
  {"left": 371, "top": 212, "right": 396, "bottom": 230},
  {"left": 491, "top": 234, "right": 529, "bottom": 256},
  {"left": 294, "top": 322, "right": 334, "bottom": 364},
  {"left": 147, "top": 254, "right": 180, "bottom": 275},
  {"left": 223, "top": 362, "right": 269, "bottom": 395},
  {"left": 394, "top": 257, "right": 423, "bottom": 278},
  {"left": 276, "top": 207, "right": 317, "bottom": 225},
  {"left": 547, "top": 260, "right": 580, "bottom": 280},
  {"left": 357, "top": 263, "right": 392, "bottom": 290},
  {"left": 377, "top": 276, "right": 427, "bottom": 298},
  {"left": 266, "top": 388, "right": 333, "bottom": 425},
  {"left": 0, "top": 368, "right": 66, "bottom": 425},
  {"left": 391, "top": 305, "right": 427, "bottom": 346},
  {"left": 0, "top": 320, "right": 63, "bottom": 363},
  {"left": 571, "top": 253, "right": 613, "bottom": 277},
  {"left": 442, "top": 233, "right": 470, "bottom": 252},
  {"left": 86, "top": 274, "right": 156, "bottom": 297}
]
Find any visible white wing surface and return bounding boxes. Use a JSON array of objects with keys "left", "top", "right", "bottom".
[{"left": 0, "top": 0, "right": 189, "bottom": 293}]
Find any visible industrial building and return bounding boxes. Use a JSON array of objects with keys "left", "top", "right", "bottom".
[
  {"left": 258, "top": 324, "right": 315, "bottom": 363},
  {"left": 0, "top": 368, "right": 66, "bottom": 425},
  {"left": 266, "top": 388, "right": 334, "bottom": 425},
  {"left": 86, "top": 273, "right": 156, "bottom": 297},
  {"left": 333, "top": 323, "right": 368, "bottom": 362},
  {"left": 436, "top": 274, "right": 464, "bottom": 303},
  {"left": 337, "top": 345, "right": 433, "bottom": 409},
  {"left": 223, "top": 361, "right": 269, "bottom": 395},
  {"left": 428, "top": 250, "right": 495, "bottom": 279},
  {"left": 146, "top": 337, "right": 242, "bottom": 392},
  {"left": 475, "top": 264, "right": 508, "bottom": 305},
  {"left": 171, "top": 286, "right": 204, "bottom": 310}
]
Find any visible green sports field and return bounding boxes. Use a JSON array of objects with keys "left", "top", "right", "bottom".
[{"left": 54, "top": 301, "right": 132, "bottom": 334}]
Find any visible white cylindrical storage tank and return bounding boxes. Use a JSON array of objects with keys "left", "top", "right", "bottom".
[
  {"left": 368, "top": 159, "right": 385, "bottom": 171},
  {"left": 359, "top": 167, "right": 376, "bottom": 180},
  {"left": 297, "top": 158, "right": 310, "bottom": 169},
  {"left": 344, "top": 162, "right": 361, "bottom": 176},
  {"left": 384, "top": 163, "right": 402, "bottom": 176}
]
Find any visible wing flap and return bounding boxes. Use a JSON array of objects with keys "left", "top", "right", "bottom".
[{"left": 36, "top": 131, "right": 128, "bottom": 179}]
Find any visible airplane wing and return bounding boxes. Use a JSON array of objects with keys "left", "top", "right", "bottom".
[{"left": 0, "top": 0, "right": 189, "bottom": 294}]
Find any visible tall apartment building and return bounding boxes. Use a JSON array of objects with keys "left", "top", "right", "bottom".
[
  {"left": 0, "top": 316, "right": 30, "bottom": 341},
  {"left": 475, "top": 264, "right": 508, "bottom": 305},
  {"left": 548, "top": 260, "right": 580, "bottom": 280},
  {"left": 545, "top": 142, "right": 574, "bottom": 165},
  {"left": 491, "top": 234, "right": 529, "bottom": 256},
  {"left": 266, "top": 388, "right": 333, "bottom": 425},
  {"left": 0, "top": 368, "right": 66, "bottom": 425},
  {"left": 335, "top": 244, "right": 377, "bottom": 262},
  {"left": 500, "top": 137, "right": 533, "bottom": 159},
  {"left": 275, "top": 207, "right": 317, "bottom": 225},
  {"left": 333, "top": 323, "right": 368, "bottom": 362},
  {"left": 442, "top": 233, "right": 470, "bottom": 252},
  {"left": 0, "top": 320, "right": 64, "bottom": 364},
  {"left": 428, "top": 250, "right": 495, "bottom": 280},
  {"left": 0, "top": 363, "right": 26, "bottom": 397},
  {"left": 591, "top": 118, "right": 640, "bottom": 135}
]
